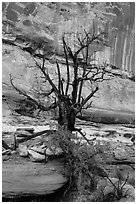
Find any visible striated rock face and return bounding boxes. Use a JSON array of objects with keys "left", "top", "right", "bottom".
[
  {"left": 2, "top": 157, "right": 68, "bottom": 201},
  {"left": 2, "top": 2, "right": 135, "bottom": 112},
  {"left": 2, "top": 43, "right": 135, "bottom": 112},
  {"left": 2, "top": 2, "right": 135, "bottom": 73},
  {"left": 92, "top": 78, "right": 135, "bottom": 112}
]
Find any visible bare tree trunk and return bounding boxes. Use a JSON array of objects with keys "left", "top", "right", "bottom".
[
  {"left": 58, "top": 101, "right": 76, "bottom": 132},
  {"left": 67, "top": 109, "right": 76, "bottom": 132}
]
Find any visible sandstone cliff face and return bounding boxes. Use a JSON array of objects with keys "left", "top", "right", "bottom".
[
  {"left": 2, "top": 2, "right": 135, "bottom": 112},
  {"left": 2, "top": 2, "right": 135, "bottom": 74}
]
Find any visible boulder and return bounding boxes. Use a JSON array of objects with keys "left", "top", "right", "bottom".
[
  {"left": 46, "top": 148, "right": 54, "bottom": 157},
  {"left": 113, "top": 147, "right": 128, "bottom": 160},
  {"left": 30, "top": 146, "right": 46, "bottom": 155},
  {"left": 2, "top": 156, "right": 68, "bottom": 201},
  {"left": 28, "top": 149, "right": 46, "bottom": 162},
  {"left": 18, "top": 144, "right": 28, "bottom": 157}
]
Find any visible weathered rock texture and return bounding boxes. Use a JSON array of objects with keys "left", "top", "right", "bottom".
[
  {"left": 2, "top": 2, "right": 135, "bottom": 73},
  {"left": 2, "top": 2, "right": 135, "bottom": 112},
  {"left": 2, "top": 157, "right": 68, "bottom": 201}
]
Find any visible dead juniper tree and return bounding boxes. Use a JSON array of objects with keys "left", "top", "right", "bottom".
[{"left": 9, "top": 30, "right": 113, "bottom": 135}]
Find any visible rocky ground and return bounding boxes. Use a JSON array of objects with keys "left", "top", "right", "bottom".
[{"left": 2, "top": 106, "right": 135, "bottom": 201}]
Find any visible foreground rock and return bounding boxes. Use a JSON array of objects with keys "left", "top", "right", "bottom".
[
  {"left": 2, "top": 155, "right": 68, "bottom": 201},
  {"left": 18, "top": 144, "right": 28, "bottom": 157},
  {"left": 28, "top": 149, "right": 46, "bottom": 162}
]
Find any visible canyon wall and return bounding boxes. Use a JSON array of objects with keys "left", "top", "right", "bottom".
[
  {"left": 2, "top": 2, "right": 135, "bottom": 112},
  {"left": 2, "top": 2, "right": 135, "bottom": 75}
]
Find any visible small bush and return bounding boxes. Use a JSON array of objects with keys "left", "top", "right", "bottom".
[
  {"left": 48, "top": 127, "right": 108, "bottom": 199},
  {"left": 107, "top": 170, "right": 130, "bottom": 201},
  {"left": 46, "top": 127, "right": 133, "bottom": 202}
]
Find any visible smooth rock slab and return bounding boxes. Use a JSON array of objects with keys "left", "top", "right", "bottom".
[{"left": 2, "top": 156, "right": 68, "bottom": 200}]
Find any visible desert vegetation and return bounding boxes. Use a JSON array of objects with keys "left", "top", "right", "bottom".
[
  {"left": 3, "top": 31, "right": 135, "bottom": 202},
  {"left": 2, "top": 2, "right": 135, "bottom": 202},
  {"left": 8, "top": 29, "right": 131, "bottom": 133}
]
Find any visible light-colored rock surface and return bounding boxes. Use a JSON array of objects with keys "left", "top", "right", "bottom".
[
  {"left": 15, "top": 130, "right": 32, "bottom": 137},
  {"left": 2, "top": 2, "right": 135, "bottom": 74},
  {"left": 28, "top": 149, "right": 46, "bottom": 162},
  {"left": 113, "top": 147, "right": 129, "bottom": 160},
  {"left": 18, "top": 144, "right": 28, "bottom": 157},
  {"left": 2, "top": 3, "right": 135, "bottom": 113},
  {"left": 30, "top": 146, "right": 46, "bottom": 155},
  {"left": 2, "top": 157, "right": 68, "bottom": 200}
]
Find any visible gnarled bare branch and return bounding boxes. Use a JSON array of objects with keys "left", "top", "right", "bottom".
[
  {"left": 9, "top": 74, "right": 58, "bottom": 112},
  {"left": 78, "top": 86, "right": 99, "bottom": 113},
  {"left": 63, "top": 37, "right": 70, "bottom": 96}
]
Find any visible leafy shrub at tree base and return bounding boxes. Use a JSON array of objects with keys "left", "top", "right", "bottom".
[
  {"left": 48, "top": 128, "right": 108, "bottom": 198},
  {"left": 47, "top": 127, "right": 134, "bottom": 202}
]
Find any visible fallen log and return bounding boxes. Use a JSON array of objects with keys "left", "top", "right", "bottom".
[{"left": 15, "top": 129, "right": 56, "bottom": 143}]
